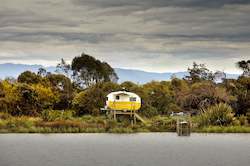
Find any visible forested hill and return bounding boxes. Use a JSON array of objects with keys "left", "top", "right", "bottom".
[{"left": 0, "top": 63, "right": 239, "bottom": 84}]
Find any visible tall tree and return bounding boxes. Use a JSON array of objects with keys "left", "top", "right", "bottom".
[
  {"left": 46, "top": 74, "right": 73, "bottom": 109},
  {"left": 71, "top": 53, "right": 118, "bottom": 88},
  {"left": 237, "top": 60, "right": 250, "bottom": 77},
  {"left": 56, "top": 58, "right": 71, "bottom": 78},
  {"left": 185, "top": 62, "right": 214, "bottom": 83}
]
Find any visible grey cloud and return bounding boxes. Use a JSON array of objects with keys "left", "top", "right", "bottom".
[
  {"left": 0, "top": 31, "right": 116, "bottom": 44},
  {"left": 0, "top": 0, "right": 250, "bottom": 73}
]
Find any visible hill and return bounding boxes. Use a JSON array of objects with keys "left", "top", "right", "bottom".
[{"left": 0, "top": 63, "right": 239, "bottom": 84}]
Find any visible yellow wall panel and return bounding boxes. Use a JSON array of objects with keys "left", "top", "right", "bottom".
[{"left": 107, "top": 101, "right": 141, "bottom": 111}]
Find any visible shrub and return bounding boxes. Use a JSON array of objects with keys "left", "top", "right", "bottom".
[
  {"left": 0, "top": 112, "right": 12, "bottom": 120},
  {"left": 38, "top": 120, "right": 83, "bottom": 128},
  {"left": 247, "top": 111, "right": 250, "bottom": 123},
  {"left": 41, "top": 109, "right": 74, "bottom": 121},
  {"left": 149, "top": 116, "right": 176, "bottom": 132},
  {"left": 238, "top": 115, "right": 248, "bottom": 126},
  {"left": 142, "top": 105, "right": 158, "bottom": 118},
  {"left": 5, "top": 117, "right": 35, "bottom": 129},
  {"left": 198, "top": 103, "right": 234, "bottom": 127},
  {"left": 0, "top": 120, "right": 7, "bottom": 129}
]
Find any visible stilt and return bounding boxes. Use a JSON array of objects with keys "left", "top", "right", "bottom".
[
  {"left": 113, "top": 110, "right": 116, "bottom": 121},
  {"left": 108, "top": 110, "right": 145, "bottom": 125}
]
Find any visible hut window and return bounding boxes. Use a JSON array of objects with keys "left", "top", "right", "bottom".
[
  {"left": 130, "top": 97, "right": 136, "bottom": 102},
  {"left": 116, "top": 95, "right": 120, "bottom": 100}
]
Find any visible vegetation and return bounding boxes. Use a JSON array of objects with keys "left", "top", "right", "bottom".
[
  {"left": 198, "top": 103, "right": 235, "bottom": 127},
  {"left": 0, "top": 53, "right": 250, "bottom": 133}
]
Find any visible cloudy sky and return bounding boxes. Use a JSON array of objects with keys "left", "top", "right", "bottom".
[{"left": 0, "top": 0, "right": 250, "bottom": 73}]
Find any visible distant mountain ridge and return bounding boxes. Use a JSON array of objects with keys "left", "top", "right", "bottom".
[
  {"left": 0, "top": 63, "right": 56, "bottom": 79},
  {"left": 0, "top": 63, "right": 239, "bottom": 84},
  {"left": 114, "top": 68, "right": 188, "bottom": 83}
]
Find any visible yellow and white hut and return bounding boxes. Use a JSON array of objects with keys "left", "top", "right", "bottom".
[{"left": 106, "top": 91, "right": 141, "bottom": 111}]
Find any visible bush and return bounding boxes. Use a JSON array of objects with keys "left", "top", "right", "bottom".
[
  {"left": 41, "top": 109, "right": 74, "bottom": 121},
  {"left": 0, "top": 112, "right": 12, "bottom": 120},
  {"left": 238, "top": 115, "right": 248, "bottom": 126},
  {"left": 149, "top": 116, "right": 176, "bottom": 132},
  {"left": 198, "top": 103, "right": 234, "bottom": 127},
  {"left": 247, "top": 111, "right": 250, "bottom": 123},
  {"left": 142, "top": 105, "right": 158, "bottom": 118},
  {"left": 5, "top": 117, "right": 35, "bottom": 129}
]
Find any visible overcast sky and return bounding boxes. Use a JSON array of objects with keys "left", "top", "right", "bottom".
[{"left": 0, "top": 0, "right": 250, "bottom": 73}]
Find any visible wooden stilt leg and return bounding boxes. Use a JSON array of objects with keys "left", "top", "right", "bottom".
[{"left": 114, "top": 111, "right": 116, "bottom": 121}]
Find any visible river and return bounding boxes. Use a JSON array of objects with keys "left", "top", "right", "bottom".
[{"left": 0, "top": 133, "right": 249, "bottom": 166}]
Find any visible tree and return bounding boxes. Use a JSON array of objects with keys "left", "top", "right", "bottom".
[
  {"left": 102, "top": 62, "right": 119, "bottom": 82},
  {"left": 237, "top": 60, "right": 250, "bottom": 77},
  {"left": 31, "top": 83, "right": 59, "bottom": 110},
  {"left": 0, "top": 82, "right": 5, "bottom": 98},
  {"left": 56, "top": 58, "right": 71, "bottom": 77},
  {"left": 71, "top": 53, "right": 118, "bottom": 88},
  {"left": 176, "top": 81, "right": 234, "bottom": 113},
  {"left": 143, "top": 81, "right": 176, "bottom": 115},
  {"left": 233, "top": 77, "right": 250, "bottom": 115},
  {"left": 37, "top": 68, "right": 47, "bottom": 77},
  {"left": 46, "top": 74, "right": 73, "bottom": 109},
  {"left": 18, "top": 71, "right": 42, "bottom": 84},
  {"left": 185, "top": 62, "right": 214, "bottom": 83}
]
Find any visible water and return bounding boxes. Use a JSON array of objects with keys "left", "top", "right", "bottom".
[{"left": 0, "top": 133, "right": 249, "bottom": 166}]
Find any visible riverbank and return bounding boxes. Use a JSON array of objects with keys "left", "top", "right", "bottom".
[{"left": 0, "top": 113, "right": 249, "bottom": 133}]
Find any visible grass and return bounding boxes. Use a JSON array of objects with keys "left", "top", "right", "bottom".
[
  {"left": 0, "top": 112, "right": 250, "bottom": 133},
  {"left": 195, "top": 126, "right": 250, "bottom": 133}
]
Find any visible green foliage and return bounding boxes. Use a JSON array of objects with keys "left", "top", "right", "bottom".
[
  {"left": 142, "top": 81, "right": 175, "bottom": 115},
  {"left": 71, "top": 53, "right": 118, "bottom": 88},
  {"left": 73, "top": 82, "right": 120, "bottom": 115},
  {"left": 237, "top": 60, "right": 250, "bottom": 77},
  {"left": 41, "top": 109, "right": 74, "bottom": 121},
  {"left": 185, "top": 62, "right": 214, "bottom": 83},
  {"left": 176, "top": 81, "right": 234, "bottom": 112},
  {"left": 17, "top": 71, "right": 42, "bottom": 84},
  {"left": 149, "top": 116, "right": 176, "bottom": 132},
  {"left": 247, "top": 112, "right": 250, "bottom": 123},
  {"left": 196, "top": 126, "right": 250, "bottom": 133},
  {"left": 46, "top": 74, "right": 73, "bottom": 109},
  {"left": 237, "top": 115, "right": 248, "bottom": 126},
  {"left": 2, "top": 58, "right": 250, "bottom": 133},
  {"left": 141, "top": 105, "right": 158, "bottom": 117},
  {"left": 198, "top": 103, "right": 235, "bottom": 127}
]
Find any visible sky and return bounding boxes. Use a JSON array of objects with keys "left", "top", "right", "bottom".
[{"left": 0, "top": 0, "right": 250, "bottom": 73}]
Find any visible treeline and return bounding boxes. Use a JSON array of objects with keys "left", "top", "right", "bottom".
[{"left": 0, "top": 53, "right": 249, "bottom": 125}]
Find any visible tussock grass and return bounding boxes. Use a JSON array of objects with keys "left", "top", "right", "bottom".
[{"left": 195, "top": 126, "right": 250, "bottom": 133}]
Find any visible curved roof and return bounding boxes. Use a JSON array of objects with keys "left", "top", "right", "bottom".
[{"left": 107, "top": 91, "right": 140, "bottom": 98}]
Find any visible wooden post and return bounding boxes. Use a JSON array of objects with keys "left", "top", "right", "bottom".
[
  {"left": 134, "top": 111, "right": 136, "bottom": 125},
  {"left": 113, "top": 110, "right": 116, "bottom": 121}
]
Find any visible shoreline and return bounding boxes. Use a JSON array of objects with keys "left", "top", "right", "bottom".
[{"left": 1, "top": 126, "right": 250, "bottom": 134}]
